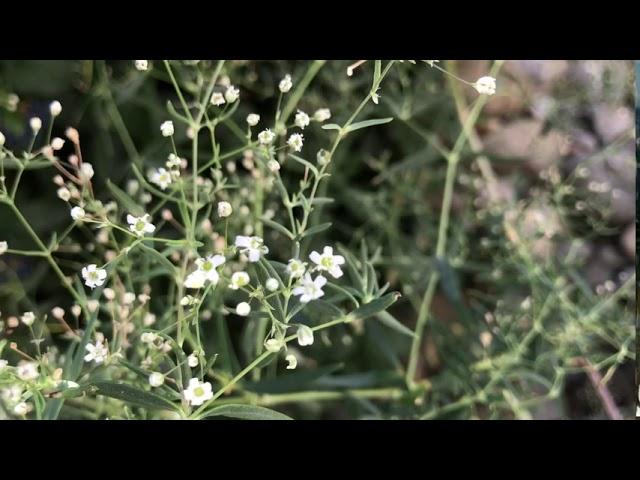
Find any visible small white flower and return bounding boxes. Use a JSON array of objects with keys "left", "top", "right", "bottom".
[
  {"left": 268, "top": 159, "right": 281, "bottom": 172},
  {"left": 285, "top": 354, "right": 297, "bottom": 369},
  {"left": 149, "top": 168, "right": 172, "bottom": 190},
  {"left": 286, "top": 259, "right": 307, "bottom": 279},
  {"left": 279, "top": 74, "right": 293, "bottom": 93},
  {"left": 57, "top": 187, "right": 71, "bottom": 201},
  {"left": 160, "top": 120, "right": 174, "bottom": 137},
  {"left": 246, "top": 113, "right": 260, "bottom": 126},
  {"left": 258, "top": 129, "right": 276, "bottom": 146},
  {"left": 313, "top": 108, "right": 331, "bottom": 122},
  {"left": 70, "top": 206, "right": 86, "bottom": 221},
  {"left": 183, "top": 378, "right": 213, "bottom": 406},
  {"left": 79, "top": 163, "right": 95, "bottom": 182},
  {"left": 84, "top": 340, "right": 108, "bottom": 364},
  {"left": 230, "top": 271, "right": 250, "bottom": 290},
  {"left": 1, "top": 385, "right": 23, "bottom": 404},
  {"left": 195, "top": 254, "right": 226, "bottom": 284},
  {"left": 82, "top": 264, "right": 107, "bottom": 289},
  {"left": 187, "top": 354, "right": 199, "bottom": 368},
  {"left": 265, "top": 278, "right": 279, "bottom": 292},
  {"left": 17, "top": 361, "right": 39, "bottom": 381},
  {"left": 309, "top": 246, "right": 345, "bottom": 278},
  {"left": 20, "top": 312, "right": 35, "bottom": 327},
  {"left": 296, "top": 324, "right": 314, "bottom": 346},
  {"left": 149, "top": 372, "right": 164, "bottom": 387},
  {"left": 13, "top": 402, "right": 30, "bottom": 416},
  {"left": 473, "top": 76, "right": 496, "bottom": 95},
  {"left": 0, "top": 241, "right": 7, "bottom": 255},
  {"left": 235, "top": 235, "right": 269, "bottom": 262},
  {"left": 30, "top": 117, "right": 42, "bottom": 133},
  {"left": 295, "top": 110, "right": 310, "bottom": 129},
  {"left": 49, "top": 101, "right": 62, "bottom": 117},
  {"left": 316, "top": 149, "right": 331, "bottom": 166},
  {"left": 218, "top": 201, "right": 233, "bottom": 218},
  {"left": 264, "top": 338, "right": 283, "bottom": 353},
  {"left": 135, "top": 60, "right": 149, "bottom": 71},
  {"left": 51, "top": 137, "right": 65, "bottom": 150},
  {"left": 0, "top": 359, "right": 7, "bottom": 370},
  {"left": 141, "top": 332, "right": 158, "bottom": 344},
  {"left": 210, "top": 92, "right": 226, "bottom": 106},
  {"left": 225, "top": 85, "right": 240, "bottom": 103},
  {"left": 0, "top": 131, "right": 5, "bottom": 146},
  {"left": 292, "top": 274, "right": 326, "bottom": 303},
  {"left": 236, "top": 302, "right": 251, "bottom": 316},
  {"left": 166, "top": 153, "right": 182, "bottom": 169},
  {"left": 123, "top": 292, "right": 136, "bottom": 305},
  {"left": 184, "top": 270, "right": 207, "bottom": 289},
  {"left": 287, "top": 133, "right": 304, "bottom": 152},
  {"left": 127, "top": 214, "right": 156, "bottom": 237}
]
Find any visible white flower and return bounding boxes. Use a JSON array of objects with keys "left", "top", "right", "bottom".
[
  {"left": 210, "top": 92, "right": 225, "bottom": 106},
  {"left": 51, "top": 137, "right": 65, "bottom": 150},
  {"left": 265, "top": 338, "right": 283, "bottom": 353},
  {"left": 246, "top": 113, "right": 260, "bottom": 126},
  {"left": 1, "top": 385, "right": 23, "bottom": 404},
  {"left": 30, "top": 117, "right": 42, "bottom": 133},
  {"left": 279, "top": 74, "right": 293, "bottom": 93},
  {"left": 313, "top": 108, "right": 331, "bottom": 122},
  {"left": 166, "top": 153, "right": 182, "bottom": 169},
  {"left": 285, "top": 354, "right": 297, "bottom": 369},
  {"left": 292, "top": 274, "right": 326, "bottom": 303},
  {"left": 218, "top": 201, "right": 233, "bottom": 218},
  {"left": 230, "top": 271, "right": 250, "bottom": 290},
  {"left": 82, "top": 264, "right": 107, "bottom": 289},
  {"left": 84, "top": 340, "right": 108, "bottom": 364},
  {"left": 287, "top": 133, "right": 304, "bottom": 152},
  {"left": 268, "top": 159, "right": 280, "bottom": 172},
  {"left": 183, "top": 378, "right": 213, "bottom": 406},
  {"left": 286, "top": 259, "right": 307, "bottom": 279},
  {"left": 141, "top": 332, "right": 158, "bottom": 344},
  {"left": 70, "top": 206, "right": 86, "bottom": 221},
  {"left": 57, "top": 187, "right": 71, "bottom": 201},
  {"left": 49, "top": 101, "right": 62, "bottom": 117},
  {"left": 265, "top": 278, "right": 279, "bottom": 292},
  {"left": 127, "top": 214, "right": 156, "bottom": 237},
  {"left": 135, "top": 60, "right": 149, "bottom": 71},
  {"left": 473, "top": 76, "right": 496, "bottom": 95},
  {"left": 13, "top": 402, "right": 30, "bottom": 416},
  {"left": 236, "top": 302, "right": 251, "bottom": 316},
  {"left": 195, "top": 254, "right": 226, "bottom": 284},
  {"left": 0, "top": 241, "right": 7, "bottom": 255},
  {"left": 294, "top": 110, "right": 310, "bottom": 129},
  {"left": 296, "top": 324, "right": 314, "bottom": 346},
  {"left": 149, "top": 372, "right": 164, "bottom": 387},
  {"left": 0, "top": 131, "right": 5, "bottom": 146},
  {"left": 316, "top": 149, "right": 331, "bottom": 166},
  {"left": 235, "top": 235, "right": 269, "bottom": 262},
  {"left": 258, "top": 129, "right": 276, "bottom": 145},
  {"left": 187, "top": 354, "right": 199, "bottom": 368},
  {"left": 149, "top": 168, "right": 172, "bottom": 190},
  {"left": 309, "top": 246, "right": 345, "bottom": 278},
  {"left": 20, "top": 312, "right": 35, "bottom": 327},
  {"left": 17, "top": 361, "right": 39, "bottom": 381},
  {"left": 160, "top": 120, "right": 174, "bottom": 137},
  {"left": 79, "top": 163, "right": 95, "bottom": 182},
  {"left": 0, "top": 359, "right": 7, "bottom": 370},
  {"left": 225, "top": 85, "right": 240, "bottom": 103},
  {"left": 184, "top": 270, "right": 207, "bottom": 289}
]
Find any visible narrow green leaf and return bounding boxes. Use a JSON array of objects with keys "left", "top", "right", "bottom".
[
  {"left": 300, "top": 222, "right": 332, "bottom": 239},
  {"left": 261, "top": 217, "right": 294, "bottom": 239},
  {"left": 106, "top": 180, "right": 144, "bottom": 216},
  {"left": 90, "top": 381, "right": 178, "bottom": 411},
  {"left": 321, "top": 123, "right": 341, "bottom": 130},
  {"left": 200, "top": 404, "right": 292, "bottom": 420},
  {"left": 310, "top": 197, "right": 334, "bottom": 206},
  {"left": 345, "top": 117, "right": 393, "bottom": 133},
  {"left": 375, "top": 311, "right": 416, "bottom": 338},
  {"left": 289, "top": 154, "right": 319, "bottom": 178},
  {"left": 351, "top": 292, "right": 401, "bottom": 321}
]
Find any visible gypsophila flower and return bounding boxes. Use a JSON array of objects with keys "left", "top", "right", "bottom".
[
  {"left": 195, "top": 254, "right": 226, "bottom": 284},
  {"left": 183, "top": 378, "right": 213, "bottom": 406},
  {"left": 265, "top": 338, "right": 283, "bottom": 353},
  {"left": 184, "top": 270, "right": 207, "bottom": 289},
  {"left": 279, "top": 74, "right": 293, "bottom": 93},
  {"left": 2, "top": 385, "right": 23, "bottom": 404},
  {"left": 246, "top": 113, "right": 260, "bottom": 126},
  {"left": 30, "top": 117, "right": 42, "bottom": 133},
  {"left": 70, "top": 206, "right": 86, "bottom": 221},
  {"left": 292, "top": 274, "right": 326, "bottom": 303},
  {"left": 309, "top": 246, "right": 345, "bottom": 278},
  {"left": 79, "top": 163, "right": 95, "bottom": 182},
  {"left": 313, "top": 108, "right": 331, "bottom": 122},
  {"left": 235, "top": 235, "right": 269, "bottom": 262},
  {"left": 236, "top": 302, "right": 251, "bottom": 316},
  {"left": 258, "top": 129, "right": 276, "bottom": 145},
  {"left": 84, "top": 340, "right": 108, "bottom": 364},
  {"left": 0, "top": 241, "right": 7, "bottom": 255},
  {"left": 210, "top": 92, "right": 225, "bottom": 106},
  {"left": 266, "top": 278, "right": 279, "bottom": 292},
  {"left": 166, "top": 153, "right": 182, "bottom": 169},
  {"left": 286, "top": 259, "right": 307, "bottom": 279},
  {"left": 285, "top": 354, "right": 297, "bottom": 369},
  {"left": 225, "top": 85, "right": 240, "bottom": 103},
  {"left": 127, "top": 214, "right": 156, "bottom": 237},
  {"left": 218, "top": 201, "right": 233, "bottom": 218},
  {"left": 57, "top": 187, "right": 71, "bottom": 201},
  {"left": 13, "top": 402, "right": 30, "bottom": 416},
  {"left": 473, "top": 76, "right": 496, "bottom": 95},
  {"left": 141, "top": 332, "right": 159, "bottom": 345},
  {"left": 187, "top": 354, "right": 199, "bottom": 368},
  {"left": 135, "top": 60, "right": 149, "bottom": 71},
  {"left": 230, "top": 271, "right": 250, "bottom": 290},
  {"left": 17, "top": 361, "right": 39, "bottom": 381},
  {"left": 149, "top": 168, "right": 173, "bottom": 190},
  {"left": 51, "top": 137, "right": 65, "bottom": 150},
  {"left": 82, "top": 264, "right": 107, "bottom": 289},
  {"left": 295, "top": 110, "right": 310, "bottom": 129},
  {"left": 50, "top": 100, "right": 62, "bottom": 117},
  {"left": 160, "top": 120, "right": 174, "bottom": 137},
  {"left": 296, "top": 324, "right": 314, "bottom": 346},
  {"left": 316, "top": 149, "right": 330, "bottom": 165},
  {"left": 287, "top": 133, "right": 304, "bottom": 152},
  {"left": 268, "top": 159, "right": 281, "bottom": 172},
  {"left": 0, "top": 131, "right": 5, "bottom": 146},
  {"left": 149, "top": 372, "right": 164, "bottom": 387},
  {"left": 20, "top": 312, "right": 35, "bottom": 327}
]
